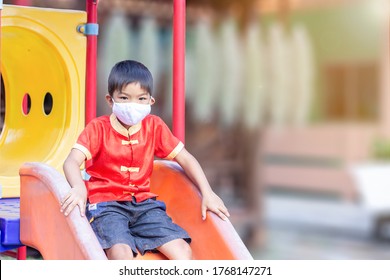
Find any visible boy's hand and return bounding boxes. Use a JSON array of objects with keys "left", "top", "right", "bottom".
[
  {"left": 201, "top": 192, "right": 230, "bottom": 221},
  {"left": 60, "top": 187, "right": 87, "bottom": 217}
]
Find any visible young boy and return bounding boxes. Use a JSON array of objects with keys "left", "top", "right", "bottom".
[{"left": 60, "top": 60, "right": 230, "bottom": 260}]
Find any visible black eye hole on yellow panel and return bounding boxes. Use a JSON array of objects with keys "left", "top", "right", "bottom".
[
  {"left": 43, "top": 92, "right": 53, "bottom": 115},
  {"left": 0, "top": 75, "right": 4, "bottom": 133},
  {"left": 22, "top": 93, "right": 32, "bottom": 115}
]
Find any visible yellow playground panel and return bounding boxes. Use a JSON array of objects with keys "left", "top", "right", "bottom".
[{"left": 0, "top": 5, "right": 86, "bottom": 198}]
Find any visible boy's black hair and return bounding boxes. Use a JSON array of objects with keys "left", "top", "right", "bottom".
[{"left": 108, "top": 60, "right": 153, "bottom": 96}]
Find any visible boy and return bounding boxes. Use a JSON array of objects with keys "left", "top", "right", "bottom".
[{"left": 60, "top": 60, "right": 230, "bottom": 260}]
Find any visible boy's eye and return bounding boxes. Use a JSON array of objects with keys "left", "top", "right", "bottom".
[
  {"left": 139, "top": 97, "right": 147, "bottom": 101},
  {"left": 119, "top": 96, "right": 128, "bottom": 100}
]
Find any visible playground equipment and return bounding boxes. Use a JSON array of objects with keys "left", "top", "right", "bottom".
[
  {"left": 0, "top": 1, "right": 252, "bottom": 260},
  {"left": 0, "top": 5, "right": 86, "bottom": 198},
  {"left": 19, "top": 161, "right": 251, "bottom": 260},
  {"left": 0, "top": 3, "right": 86, "bottom": 259}
]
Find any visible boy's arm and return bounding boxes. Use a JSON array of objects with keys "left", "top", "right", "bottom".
[
  {"left": 61, "top": 149, "right": 88, "bottom": 217},
  {"left": 174, "top": 148, "right": 230, "bottom": 221}
]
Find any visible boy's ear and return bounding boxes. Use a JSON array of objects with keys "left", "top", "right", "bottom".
[
  {"left": 150, "top": 96, "right": 156, "bottom": 105},
  {"left": 105, "top": 94, "right": 113, "bottom": 107}
]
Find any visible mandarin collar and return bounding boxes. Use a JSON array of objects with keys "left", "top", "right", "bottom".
[{"left": 110, "top": 114, "right": 142, "bottom": 137}]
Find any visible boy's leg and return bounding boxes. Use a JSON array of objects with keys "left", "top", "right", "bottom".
[
  {"left": 157, "top": 238, "right": 192, "bottom": 260},
  {"left": 87, "top": 201, "right": 138, "bottom": 259},
  {"left": 105, "top": 243, "right": 134, "bottom": 260},
  {"left": 130, "top": 199, "right": 191, "bottom": 259}
]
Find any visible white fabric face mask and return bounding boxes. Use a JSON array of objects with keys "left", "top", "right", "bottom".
[{"left": 112, "top": 100, "right": 151, "bottom": 126}]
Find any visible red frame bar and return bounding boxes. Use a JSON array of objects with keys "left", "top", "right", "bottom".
[
  {"left": 85, "top": 0, "right": 186, "bottom": 137},
  {"left": 17, "top": 246, "right": 27, "bottom": 259},
  {"left": 172, "top": 0, "right": 186, "bottom": 143},
  {"left": 13, "top": 0, "right": 32, "bottom": 5},
  {"left": 85, "top": 0, "right": 98, "bottom": 124},
  {"left": 0, "top": 246, "right": 27, "bottom": 260}
]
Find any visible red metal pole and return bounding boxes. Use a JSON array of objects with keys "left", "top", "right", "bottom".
[
  {"left": 13, "top": 0, "right": 32, "bottom": 5},
  {"left": 0, "top": 2, "right": 2, "bottom": 102},
  {"left": 17, "top": 246, "right": 27, "bottom": 260},
  {"left": 172, "top": 0, "right": 186, "bottom": 143},
  {"left": 85, "top": 0, "right": 98, "bottom": 124}
]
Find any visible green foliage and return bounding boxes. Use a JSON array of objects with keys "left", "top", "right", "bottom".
[{"left": 373, "top": 138, "right": 390, "bottom": 160}]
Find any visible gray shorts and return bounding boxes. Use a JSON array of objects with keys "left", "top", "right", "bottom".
[{"left": 86, "top": 198, "right": 191, "bottom": 256}]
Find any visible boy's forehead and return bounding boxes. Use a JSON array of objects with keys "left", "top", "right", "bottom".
[{"left": 116, "top": 82, "right": 149, "bottom": 95}]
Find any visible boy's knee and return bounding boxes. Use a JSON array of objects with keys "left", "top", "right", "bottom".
[
  {"left": 158, "top": 239, "right": 192, "bottom": 260},
  {"left": 106, "top": 244, "right": 134, "bottom": 260},
  {"left": 178, "top": 241, "right": 193, "bottom": 260},
  {"left": 183, "top": 243, "right": 193, "bottom": 260}
]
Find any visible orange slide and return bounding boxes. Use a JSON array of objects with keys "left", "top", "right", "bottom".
[{"left": 19, "top": 161, "right": 253, "bottom": 260}]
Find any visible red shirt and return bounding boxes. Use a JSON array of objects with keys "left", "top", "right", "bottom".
[{"left": 73, "top": 114, "right": 184, "bottom": 203}]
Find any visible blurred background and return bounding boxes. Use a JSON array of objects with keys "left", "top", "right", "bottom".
[{"left": 4, "top": 0, "right": 390, "bottom": 259}]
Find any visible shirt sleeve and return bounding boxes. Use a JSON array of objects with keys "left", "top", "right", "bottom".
[
  {"left": 73, "top": 119, "right": 101, "bottom": 161},
  {"left": 153, "top": 117, "right": 184, "bottom": 160}
]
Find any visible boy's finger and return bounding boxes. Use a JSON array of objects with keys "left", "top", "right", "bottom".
[
  {"left": 60, "top": 199, "right": 70, "bottom": 213},
  {"left": 78, "top": 202, "right": 86, "bottom": 217},
  {"left": 220, "top": 207, "right": 230, "bottom": 218},
  {"left": 216, "top": 209, "right": 228, "bottom": 221},
  {"left": 201, "top": 205, "right": 207, "bottom": 220},
  {"left": 60, "top": 193, "right": 71, "bottom": 206},
  {"left": 64, "top": 201, "right": 77, "bottom": 216}
]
